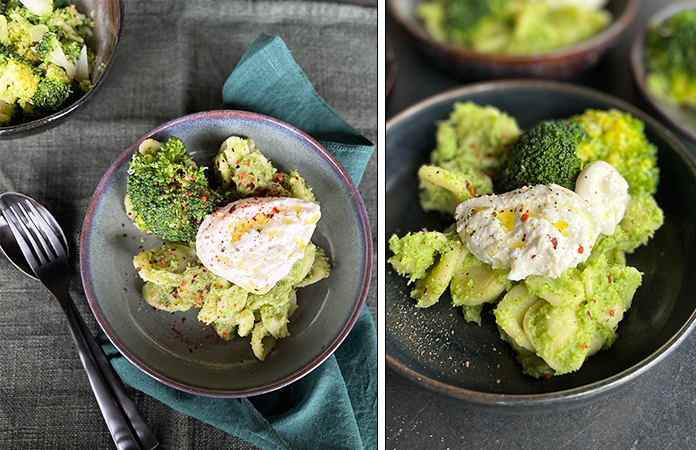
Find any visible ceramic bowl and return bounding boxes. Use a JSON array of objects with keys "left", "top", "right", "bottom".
[
  {"left": 631, "top": 0, "right": 696, "bottom": 144},
  {"left": 386, "top": 33, "right": 399, "bottom": 98},
  {"left": 0, "top": 0, "right": 123, "bottom": 140},
  {"left": 386, "top": 80, "right": 696, "bottom": 413},
  {"left": 388, "top": 0, "right": 637, "bottom": 79},
  {"left": 80, "top": 110, "right": 372, "bottom": 397}
]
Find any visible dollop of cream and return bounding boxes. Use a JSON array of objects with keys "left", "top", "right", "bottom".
[
  {"left": 196, "top": 197, "right": 320, "bottom": 294},
  {"left": 455, "top": 184, "right": 600, "bottom": 281},
  {"left": 574, "top": 161, "right": 629, "bottom": 236}
]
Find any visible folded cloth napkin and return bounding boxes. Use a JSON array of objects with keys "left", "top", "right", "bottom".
[
  {"left": 98, "top": 34, "right": 377, "bottom": 450},
  {"left": 222, "top": 34, "right": 375, "bottom": 186}
]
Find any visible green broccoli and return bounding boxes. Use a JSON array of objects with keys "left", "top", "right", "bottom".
[
  {"left": 0, "top": 0, "right": 95, "bottom": 126},
  {"left": 417, "top": 0, "right": 611, "bottom": 54},
  {"left": 417, "top": 101, "right": 519, "bottom": 215},
  {"left": 126, "top": 137, "right": 222, "bottom": 242},
  {"left": 418, "top": 0, "right": 511, "bottom": 44},
  {"left": 0, "top": 48, "right": 40, "bottom": 111},
  {"left": 429, "top": 101, "right": 521, "bottom": 173},
  {"left": 27, "top": 62, "right": 72, "bottom": 116},
  {"left": 572, "top": 109, "right": 660, "bottom": 195},
  {"left": 644, "top": 9, "right": 696, "bottom": 112},
  {"left": 35, "top": 32, "right": 76, "bottom": 79},
  {"left": 496, "top": 120, "right": 588, "bottom": 193}
]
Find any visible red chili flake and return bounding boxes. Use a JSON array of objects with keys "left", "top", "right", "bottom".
[
  {"left": 160, "top": 259, "right": 166, "bottom": 265},
  {"left": 202, "top": 194, "right": 208, "bottom": 203},
  {"left": 582, "top": 342, "right": 588, "bottom": 350},
  {"left": 607, "top": 274, "right": 612, "bottom": 283},
  {"left": 578, "top": 245, "right": 584, "bottom": 254},
  {"left": 239, "top": 173, "right": 246, "bottom": 180},
  {"left": 531, "top": 255, "right": 536, "bottom": 259},
  {"left": 135, "top": 267, "right": 141, "bottom": 272},
  {"left": 551, "top": 237, "right": 558, "bottom": 249},
  {"left": 520, "top": 213, "right": 529, "bottom": 222},
  {"left": 587, "top": 311, "right": 592, "bottom": 318},
  {"left": 470, "top": 187, "right": 475, "bottom": 197},
  {"left": 609, "top": 310, "right": 615, "bottom": 317},
  {"left": 543, "top": 374, "right": 553, "bottom": 380},
  {"left": 180, "top": 281, "right": 187, "bottom": 287},
  {"left": 222, "top": 332, "right": 228, "bottom": 338}
]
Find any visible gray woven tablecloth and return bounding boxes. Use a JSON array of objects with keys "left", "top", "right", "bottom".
[{"left": 0, "top": 1, "right": 376, "bottom": 449}]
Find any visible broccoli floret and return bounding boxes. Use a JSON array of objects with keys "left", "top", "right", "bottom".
[
  {"left": 418, "top": 0, "right": 511, "bottom": 44},
  {"left": 27, "top": 62, "right": 71, "bottom": 115},
  {"left": 496, "top": 120, "right": 588, "bottom": 193},
  {"left": 572, "top": 109, "right": 659, "bottom": 195},
  {"left": 126, "top": 137, "right": 222, "bottom": 242},
  {"left": 644, "top": 9, "right": 696, "bottom": 111},
  {"left": 0, "top": 50, "right": 40, "bottom": 108},
  {"left": 35, "top": 31, "right": 76, "bottom": 79}
]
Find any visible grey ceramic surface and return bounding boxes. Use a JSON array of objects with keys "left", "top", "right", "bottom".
[
  {"left": 0, "top": 0, "right": 123, "bottom": 139},
  {"left": 387, "top": 0, "right": 637, "bottom": 79},
  {"left": 386, "top": 80, "right": 696, "bottom": 412},
  {"left": 80, "top": 110, "right": 371, "bottom": 396},
  {"left": 631, "top": 0, "right": 696, "bottom": 144}
]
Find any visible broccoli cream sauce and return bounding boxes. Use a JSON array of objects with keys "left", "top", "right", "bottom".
[
  {"left": 195, "top": 196, "right": 320, "bottom": 294},
  {"left": 455, "top": 184, "right": 601, "bottom": 281}
]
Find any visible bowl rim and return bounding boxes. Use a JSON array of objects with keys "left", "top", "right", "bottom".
[
  {"left": 0, "top": 0, "right": 125, "bottom": 139},
  {"left": 80, "top": 109, "right": 373, "bottom": 397},
  {"left": 630, "top": 0, "right": 696, "bottom": 144},
  {"left": 386, "top": 79, "right": 696, "bottom": 410},
  {"left": 388, "top": 0, "right": 638, "bottom": 63}
]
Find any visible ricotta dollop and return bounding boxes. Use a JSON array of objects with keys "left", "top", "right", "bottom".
[{"left": 196, "top": 196, "right": 320, "bottom": 294}]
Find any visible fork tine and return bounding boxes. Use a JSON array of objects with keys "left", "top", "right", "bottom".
[
  {"left": 21, "top": 200, "right": 66, "bottom": 260},
  {"left": 1, "top": 207, "right": 43, "bottom": 271},
  {"left": 15, "top": 201, "right": 55, "bottom": 262}
]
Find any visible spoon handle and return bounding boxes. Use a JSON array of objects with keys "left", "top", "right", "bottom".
[
  {"left": 59, "top": 293, "right": 144, "bottom": 450},
  {"left": 69, "top": 296, "right": 160, "bottom": 450}
]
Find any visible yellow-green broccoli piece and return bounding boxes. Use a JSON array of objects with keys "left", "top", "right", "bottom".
[{"left": 572, "top": 109, "right": 659, "bottom": 195}]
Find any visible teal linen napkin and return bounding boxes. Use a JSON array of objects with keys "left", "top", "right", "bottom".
[
  {"left": 98, "top": 34, "right": 377, "bottom": 450},
  {"left": 221, "top": 34, "right": 375, "bottom": 186}
]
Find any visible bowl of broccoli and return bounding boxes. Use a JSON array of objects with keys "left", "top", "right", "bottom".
[
  {"left": 386, "top": 80, "right": 696, "bottom": 412},
  {"left": 388, "top": 0, "right": 638, "bottom": 79},
  {"left": 0, "top": 0, "right": 123, "bottom": 139},
  {"left": 632, "top": 1, "right": 696, "bottom": 144},
  {"left": 80, "top": 110, "right": 372, "bottom": 396}
]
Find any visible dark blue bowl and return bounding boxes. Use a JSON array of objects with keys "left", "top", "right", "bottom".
[{"left": 386, "top": 80, "right": 696, "bottom": 412}]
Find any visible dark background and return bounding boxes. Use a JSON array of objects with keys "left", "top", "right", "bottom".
[{"left": 386, "top": 1, "right": 696, "bottom": 449}]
